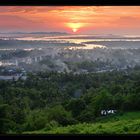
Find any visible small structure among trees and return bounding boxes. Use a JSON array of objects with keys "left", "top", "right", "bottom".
[{"left": 101, "top": 110, "right": 117, "bottom": 116}]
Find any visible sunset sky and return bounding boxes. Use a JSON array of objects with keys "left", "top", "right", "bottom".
[{"left": 0, "top": 6, "right": 140, "bottom": 35}]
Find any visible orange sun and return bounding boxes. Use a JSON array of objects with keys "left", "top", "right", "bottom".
[
  {"left": 65, "top": 22, "right": 85, "bottom": 33},
  {"left": 72, "top": 28, "right": 78, "bottom": 32}
]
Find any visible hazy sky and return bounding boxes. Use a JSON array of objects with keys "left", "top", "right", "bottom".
[{"left": 0, "top": 6, "right": 140, "bottom": 35}]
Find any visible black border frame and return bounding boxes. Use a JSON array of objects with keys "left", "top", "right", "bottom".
[{"left": 0, "top": 0, "right": 140, "bottom": 6}]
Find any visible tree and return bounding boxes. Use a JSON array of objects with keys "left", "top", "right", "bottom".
[
  {"left": 65, "top": 98, "right": 86, "bottom": 118},
  {"left": 0, "top": 104, "right": 12, "bottom": 133},
  {"left": 23, "top": 109, "right": 48, "bottom": 131},
  {"left": 91, "top": 89, "right": 114, "bottom": 117},
  {"left": 47, "top": 105, "right": 76, "bottom": 126}
]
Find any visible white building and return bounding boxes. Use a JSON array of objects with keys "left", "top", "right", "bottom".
[{"left": 101, "top": 110, "right": 117, "bottom": 115}]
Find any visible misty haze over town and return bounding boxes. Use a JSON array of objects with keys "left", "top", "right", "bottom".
[{"left": 0, "top": 32, "right": 140, "bottom": 79}]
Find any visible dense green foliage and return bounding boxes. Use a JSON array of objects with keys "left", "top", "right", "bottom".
[
  {"left": 24, "top": 112, "right": 140, "bottom": 134},
  {"left": 0, "top": 66, "right": 140, "bottom": 134}
]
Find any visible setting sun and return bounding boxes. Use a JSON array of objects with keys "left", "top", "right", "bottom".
[
  {"left": 66, "top": 22, "right": 85, "bottom": 33},
  {"left": 72, "top": 28, "right": 78, "bottom": 32}
]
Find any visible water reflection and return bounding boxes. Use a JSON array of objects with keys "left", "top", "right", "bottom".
[{"left": 65, "top": 44, "right": 107, "bottom": 50}]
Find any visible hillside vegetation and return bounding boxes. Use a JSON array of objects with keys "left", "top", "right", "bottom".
[
  {"left": 24, "top": 112, "right": 140, "bottom": 134},
  {"left": 0, "top": 66, "right": 140, "bottom": 134}
]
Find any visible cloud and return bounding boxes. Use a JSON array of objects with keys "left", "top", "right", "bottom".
[{"left": 0, "top": 6, "right": 140, "bottom": 34}]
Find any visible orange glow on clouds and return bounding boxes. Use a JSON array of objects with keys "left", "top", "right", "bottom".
[{"left": 0, "top": 6, "right": 140, "bottom": 35}]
